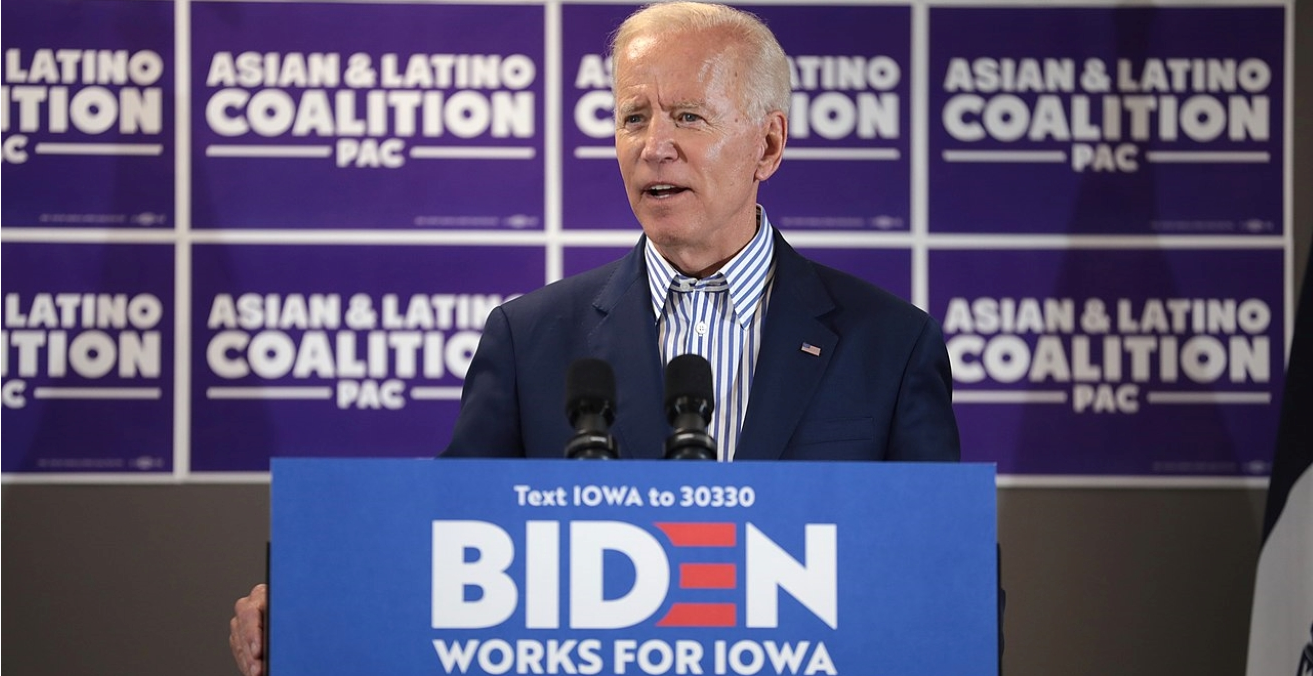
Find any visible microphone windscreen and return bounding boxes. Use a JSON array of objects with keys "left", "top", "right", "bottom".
[
  {"left": 566, "top": 358, "right": 616, "bottom": 417},
  {"left": 664, "top": 354, "right": 714, "bottom": 411}
]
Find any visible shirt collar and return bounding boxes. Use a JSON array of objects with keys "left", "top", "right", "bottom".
[{"left": 645, "top": 206, "right": 776, "bottom": 327}]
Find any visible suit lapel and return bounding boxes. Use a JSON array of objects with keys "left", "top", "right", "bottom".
[
  {"left": 734, "top": 234, "right": 837, "bottom": 460},
  {"left": 588, "top": 241, "right": 667, "bottom": 459}
]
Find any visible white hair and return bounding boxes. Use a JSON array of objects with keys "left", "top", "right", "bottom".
[{"left": 609, "top": 1, "right": 791, "bottom": 120}]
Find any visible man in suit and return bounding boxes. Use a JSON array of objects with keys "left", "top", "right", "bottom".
[
  {"left": 230, "top": 3, "right": 960, "bottom": 674},
  {"left": 443, "top": 2, "right": 957, "bottom": 463}
]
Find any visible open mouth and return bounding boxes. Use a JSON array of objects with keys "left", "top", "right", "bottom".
[{"left": 645, "top": 184, "right": 689, "bottom": 198}]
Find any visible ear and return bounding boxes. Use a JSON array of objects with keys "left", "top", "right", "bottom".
[{"left": 753, "top": 110, "right": 787, "bottom": 182}]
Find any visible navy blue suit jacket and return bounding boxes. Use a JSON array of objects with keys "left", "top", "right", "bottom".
[{"left": 443, "top": 230, "right": 960, "bottom": 461}]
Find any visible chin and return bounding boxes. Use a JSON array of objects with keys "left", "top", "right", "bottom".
[{"left": 638, "top": 215, "right": 697, "bottom": 244}]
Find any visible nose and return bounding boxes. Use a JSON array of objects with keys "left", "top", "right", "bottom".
[{"left": 640, "top": 115, "right": 677, "bottom": 163}]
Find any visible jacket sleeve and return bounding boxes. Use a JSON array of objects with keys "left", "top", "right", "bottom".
[
  {"left": 441, "top": 306, "right": 526, "bottom": 458},
  {"left": 886, "top": 315, "right": 961, "bottom": 462}
]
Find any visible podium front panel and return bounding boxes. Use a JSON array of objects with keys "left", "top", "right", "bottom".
[{"left": 271, "top": 458, "right": 998, "bottom": 675}]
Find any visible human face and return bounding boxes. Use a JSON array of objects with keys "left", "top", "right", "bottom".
[{"left": 613, "top": 28, "right": 785, "bottom": 277}]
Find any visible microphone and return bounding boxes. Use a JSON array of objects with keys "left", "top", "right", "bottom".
[
  {"left": 663, "top": 354, "right": 717, "bottom": 460},
  {"left": 564, "top": 358, "right": 619, "bottom": 459}
]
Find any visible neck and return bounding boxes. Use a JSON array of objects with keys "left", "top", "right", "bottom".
[
  {"left": 658, "top": 234, "right": 749, "bottom": 278},
  {"left": 656, "top": 213, "right": 761, "bottom": 279},
  {"left": 672, "top": 253, "right": 735, "bottom": 279}
]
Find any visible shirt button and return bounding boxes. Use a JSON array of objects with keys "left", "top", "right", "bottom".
[{"left": 695, "top": 322, "right": 708, "bottom": 335}]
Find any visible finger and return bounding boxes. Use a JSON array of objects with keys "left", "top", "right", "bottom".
[
  {"left": 236, "top": 585, "right": 268, "bottom": 652},
  {"left": 246, "top": 584, "right": 269, "bottom": 675},
  {"left": 231, "top": 587, "right": 267, "bottom": 676},
  {"left": 230, "top": 615, "right": 256, "bottom": 676}
]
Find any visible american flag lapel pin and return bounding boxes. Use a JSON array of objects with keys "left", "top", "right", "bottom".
[{"left": 800, "top": 342, "right": 822, "bottom": 357}]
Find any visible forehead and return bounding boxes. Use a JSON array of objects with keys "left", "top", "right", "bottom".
[{"left": 614, "top": 27, "right": 743, "bottom": 95}]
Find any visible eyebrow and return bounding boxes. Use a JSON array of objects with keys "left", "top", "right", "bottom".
[
  {"left": 616, "top": 98, "right": 709, "bottom": 117},
  {"left": 616, "top": 100, "right": 648, "bottom": 117},
  {"left": 667, "top": 99, "right": 708, "bottom": 112}
]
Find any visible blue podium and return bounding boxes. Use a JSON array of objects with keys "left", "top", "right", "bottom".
[{"left": 270, "top": 458, "right": 998, "bottom": 675}]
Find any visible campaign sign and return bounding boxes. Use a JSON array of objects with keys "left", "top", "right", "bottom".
[
  {"left": 930, "top": 248, "right": 1284, "bottom": 476},
  {"left": 190, "top": 2, "right": 544, "bottom": 229},
  {"left": 271, "top": 458, "right": 998, "bottom": 676},
  {"left": 929, "top": 6, "right": 1284, "bottom": 235},
  {"left": 561, "top": 4, "right": 910, "bottom": 232},
  {"left": 1, "top": 242, "right": 174, "bottom": 473},
  {"left": 189, "top": 244, "right": 544, "bottom": 472},
  {"left": 760, "top": 5, "right": 911, "bottom": 233},
  {"left": 797, "top": 247, "right": 911, "bottom": 303},
  {"left": 560, "top": 3, "right": 641, "bottom": 230},
  {"left": 564, "top": 244, "right": 636, "bottom": 278},
  {"left": 1, "top": 0, "right": 174, "bottom": 229}
]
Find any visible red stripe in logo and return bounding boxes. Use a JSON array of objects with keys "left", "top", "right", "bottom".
[
  {"left": 655, "top": 522, "right": 736, "bottom": 547},
  {"left": 656, "top": 603, "right": 736, "bottom": 627},
  {"left": 679, "top": 563, "right": 736, "bottom": 589}
]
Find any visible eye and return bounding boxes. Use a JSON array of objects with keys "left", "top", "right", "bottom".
[
  {"left": 622, "top": 113, "right": 645, "bottom": 125},
  {"left": 677, "top": 112, "right": 702, "bottom": 123}
]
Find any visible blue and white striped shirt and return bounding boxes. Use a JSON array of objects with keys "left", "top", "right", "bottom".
[{"left": 645, "top": 209, "right": 776, "bottom": 461}]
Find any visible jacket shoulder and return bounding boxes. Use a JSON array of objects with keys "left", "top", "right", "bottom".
[
  {"left": 497, "top": 256, "right": 632, "bottom": 323},
  {"left": 799, "top": 257, "right": 936, "bottom": 335}
]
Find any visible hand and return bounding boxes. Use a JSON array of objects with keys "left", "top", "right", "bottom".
[{"left": 229, "top": 584, "right": 267, "bottom": 676}]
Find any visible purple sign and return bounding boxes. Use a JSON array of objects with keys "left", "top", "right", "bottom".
[
  {"left": 930, "top": 248, "right": 1284, "bottom": 476},
  {"left": 1, "top": 242, "right": 174, "bottom": 473},
  {"left": 189, "top": 244, "right": 545, "bottom": 472},
  {"left": 761, "top": 5, "right": 911, "bottom": 233},
  {"left": 560, "top": 3, "right": 638, "bottom": 230},
  {"left": 1, "top": 0, "right": 175, "bottom": 229},
  {"left": 929, "top": 6, "right": 1285, "bottom": 235},
  {"left": 797, "top": 247, "right": 911, "bottom": 302},
  {"left": 563, "top": 244, "right": 634, "bottom": 278},
  {"left": 561, "top": 4, "right": 911, "bottom": 232},
  {"left": 190, "top": 2, "right": 544, "bottom": 230}
]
